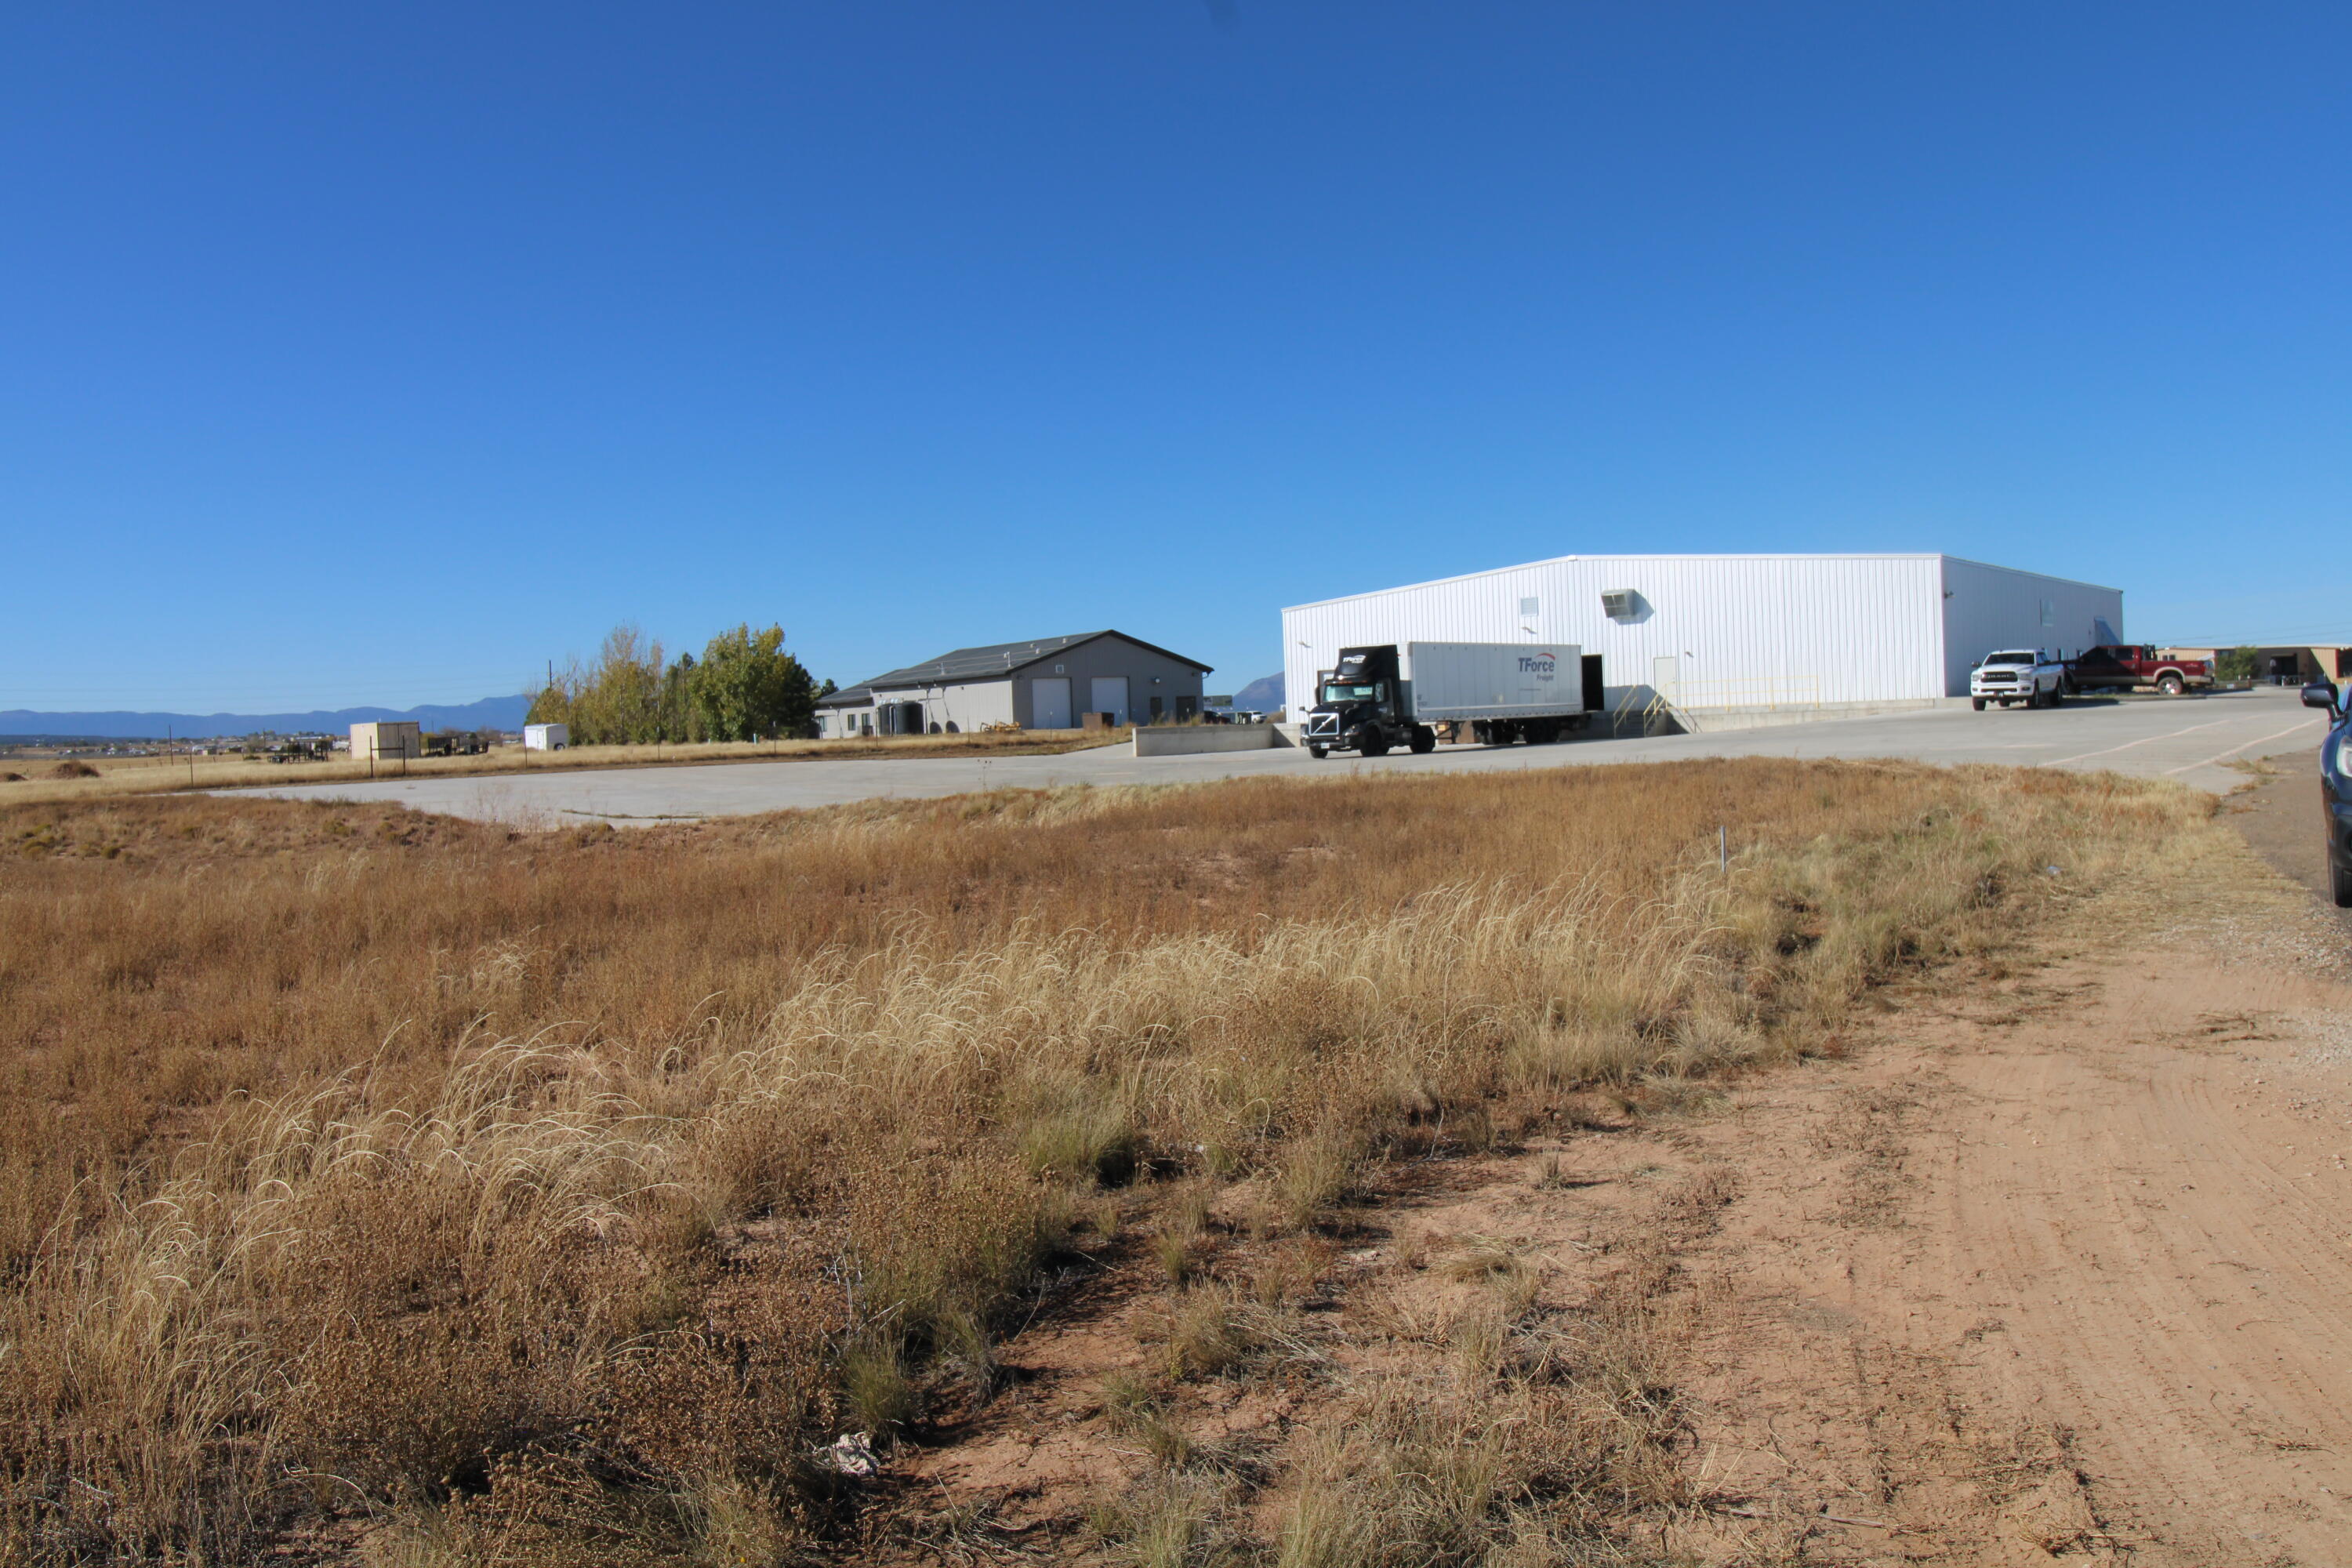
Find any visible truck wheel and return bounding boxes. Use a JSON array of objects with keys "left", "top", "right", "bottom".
[
  {"left": 1356, "top": 730, "right": 1390, "bottom": 757},
  {"left": 1971, "top": 697, "right": 1986, "bottom": 711},
  {"left": 1308, "top": 744, "right": 1329, "bottom": 760},
  {"left": 1409, "top": 726, "right": 1436, "bottom": 754},
  {"left": 2158, "top": 672, "right": 2184, "bottom": 695},
  {"left": 2335, "top": 858, "right": 2352, "bottom": 909}
]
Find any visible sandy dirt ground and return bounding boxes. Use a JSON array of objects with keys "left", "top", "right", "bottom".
[
  {"left": 866, "top": 781, "right": 2352, "bottom": 1566},
  {"left": 1667, "top": 936, "right": 2352, "bottom": 1565}
]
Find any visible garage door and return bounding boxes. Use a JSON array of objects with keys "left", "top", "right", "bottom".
[
  {"left": 1031, "top": 677, "right": 1072, "bottom": 729},
  {"left": 1090, "top": 676, "right": 1130, "bottom": 726}
]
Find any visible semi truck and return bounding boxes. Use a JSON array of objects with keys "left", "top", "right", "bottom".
[{"left": 1302, "top": 642, "right": 1603, "bottom": 759}]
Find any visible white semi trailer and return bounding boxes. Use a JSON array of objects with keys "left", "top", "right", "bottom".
[{"left": 1301, "top": 641, "right": 1602, "bottom": 759}]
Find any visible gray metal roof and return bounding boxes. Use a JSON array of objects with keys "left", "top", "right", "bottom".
[{"left": 817, "top": 630, "right": 1210, "bottom": 706}]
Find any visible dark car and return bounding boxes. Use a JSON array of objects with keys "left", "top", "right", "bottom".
[{"left": 2300, "top": 681, "right": 2352, "bottom": 906}]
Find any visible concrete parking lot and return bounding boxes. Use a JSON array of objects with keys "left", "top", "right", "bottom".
[{"left": 247, "top": 687, "right": 2327, "bottom": 826}]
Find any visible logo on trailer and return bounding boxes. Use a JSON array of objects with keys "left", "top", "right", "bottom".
[{"left": 1517, "top": 652, "right": 1558, "bottom": 679}]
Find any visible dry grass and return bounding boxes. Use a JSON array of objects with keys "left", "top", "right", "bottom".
[
  {"left": 0, "top": 758, "right": 2219, "bottom": 1562},
  {"left": 0, "top": 726, "right": 1133, "bottom": 806}
]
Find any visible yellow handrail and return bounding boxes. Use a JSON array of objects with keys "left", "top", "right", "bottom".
[{"left": 1614, "top": 675, "right": 1825, "bottom": 736}]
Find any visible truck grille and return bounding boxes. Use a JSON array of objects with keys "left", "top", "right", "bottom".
[{"left": 1305, "top": 713, "right": 1338, "bottom": 737}]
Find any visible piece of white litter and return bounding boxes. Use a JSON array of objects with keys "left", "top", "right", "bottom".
[{"left": 821, "top": 1432, "right": 880, "bottom": 1478}]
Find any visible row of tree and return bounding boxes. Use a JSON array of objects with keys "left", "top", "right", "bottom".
[{"left": 526, "top": 624, "right": 834, "bottom": 745}]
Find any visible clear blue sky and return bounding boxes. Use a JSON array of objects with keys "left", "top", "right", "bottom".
[{"left": 5, "top": 2, "right": 2347, "bottom": 710}]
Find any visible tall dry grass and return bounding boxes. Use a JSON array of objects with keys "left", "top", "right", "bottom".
[{"left": 0, "top": 760, "right": 2213, "bottom": 1562}]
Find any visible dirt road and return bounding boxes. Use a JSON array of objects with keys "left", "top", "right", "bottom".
[
  {"left": 1642, "top": 943, "right": 2352, "bottom": 1563},
  {"left": 1626, "top": 813, "right": 2352, "bottom": 1562},
  {"left": 1933, "top": 953, "right": 2352, "bottom": 1561}
]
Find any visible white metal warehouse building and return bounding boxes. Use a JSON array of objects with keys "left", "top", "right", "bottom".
[{"left": 1283, "top": 554, "right": 2123, "bottom": 720}]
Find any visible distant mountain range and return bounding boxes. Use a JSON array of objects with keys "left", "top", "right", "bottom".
[
  {"left": 0, "top": 695, "right": 532, "bottom": 741},
  {"left": 1232, "top": 673, "right": 1283, "bottom": 712}
]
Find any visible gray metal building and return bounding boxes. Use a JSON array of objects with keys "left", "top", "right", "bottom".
[{"left": 816, "top": 630, "right": 1212, "bottom": 737}]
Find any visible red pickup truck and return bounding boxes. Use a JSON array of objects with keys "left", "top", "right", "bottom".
[{"left": 2064, "top": 645, "right": 2212, "bottom": 696}]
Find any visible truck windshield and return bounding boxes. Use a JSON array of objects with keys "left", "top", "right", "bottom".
[
  {"left": 1984, "top": 652, "right": 2036, "bottom": 666},
  {"left": 1321, "top": 681, "right": 1383, "bottom": 703}
]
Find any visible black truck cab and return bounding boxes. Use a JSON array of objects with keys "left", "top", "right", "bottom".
[{"left": 1305, "top": 645, "right": 1431, "bottom": 758}]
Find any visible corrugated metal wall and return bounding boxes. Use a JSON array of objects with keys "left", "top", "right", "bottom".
[
  {"left": 1282, "top": 554, "right": 2013, "bottom": 716},
  {"left": 1938, "top": 558, "right": 2125, "bottom": 694}
]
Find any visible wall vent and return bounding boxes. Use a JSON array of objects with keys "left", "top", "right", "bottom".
[
  {"left": 1518, "top": 596, "right": 1540, "bottom": 615},
  {"left": 1600, "top": 589, "right": 1641, "bottom": 621}
]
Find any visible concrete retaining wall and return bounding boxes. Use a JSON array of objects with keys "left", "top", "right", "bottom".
[
  {"left": 1672, "top": 697, "right": 1964, "bottom": 735},
  {"left": 1133, "top": 725, "right": 1297, "bottom": 757}
]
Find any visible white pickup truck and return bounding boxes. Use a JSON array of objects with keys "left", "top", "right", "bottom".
[{"left": 1970, "top": 649, "right": 2067, "bottom": 710}]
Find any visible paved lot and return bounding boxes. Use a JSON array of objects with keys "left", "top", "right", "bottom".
[
  {"left": 247, "top": 687, "right": 2328, "bottom": 826},
  {"left": 2218, "top": 746, "right": 2352, "bottom": 932}
]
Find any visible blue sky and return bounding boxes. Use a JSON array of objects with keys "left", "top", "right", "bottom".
[{"left": 5, "top": 2, "right": 2347, "bottom": 710}]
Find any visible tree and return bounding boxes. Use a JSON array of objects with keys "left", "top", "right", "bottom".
[
  {"left": 661, "top": 652, "right": 706, "bottom": 742},
  {"left": 692, "top": 623, "right": 818, "bottom": 742},
  {"left": 2215, "top": 646, "right": 2261, "bottom": 683},
  {"left": 526, "top": 626, "right": 687, "bottom": 744}
]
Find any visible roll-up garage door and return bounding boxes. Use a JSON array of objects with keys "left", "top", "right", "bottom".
[
  {"left": 1031, "top": 677, "right": 1072, "bottom": 729},
  {"left": 1090, "top": 677, "right": 1130, "bottom": 726}
]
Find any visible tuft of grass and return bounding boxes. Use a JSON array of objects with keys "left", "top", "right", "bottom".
[
  {"left": 1015, "top": 1069, "right": 1143, "bottom": 1187},
  {"left": 1100, "top": 1367, "right": 1163, "bottom": 1428},
  {"left": 1163, "top": 1287, "right": 1249, "bottom": 1381},
  {"left": 679, "top": 1471, "right": 798, "bottom": 1568},
  {"left": 838, "top": 1337, "right": 915, "bottom": 1436},
  {"left": 1153, "top": 1227, "right": 1198, "bottom": 1288},
  {"left": 1152, "top": 1181, "right": 1214, "bottom": 1286},
  {"left": 1109, "top": 1471, "right": 1234, "bottom": 1568},
  {"left": 1276, "top": 1127, "right": 1360, "bottom": 1232},
  {"left": 360, "top": 1505, "right": 496, "bottom": 1568}
]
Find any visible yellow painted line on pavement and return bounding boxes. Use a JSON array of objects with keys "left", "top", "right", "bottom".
[{"left": 2161, "top": 717, "right": 2327, "bottom": 776}]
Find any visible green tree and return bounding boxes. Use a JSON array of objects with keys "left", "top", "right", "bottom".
[
  {"left": 2214, "top": 646, "right": 2261, "bottom": 682},
  {"left": 572, "top": 625, "right": 670, "bottom": 744},
  {"left": 526, "top": 626, "right": 683, "bottom": 744},
  {"left": 526, "top": 655, "right": 585, "bottom": 734},
  {"left": 692, "top": 623, "right": 819, "bottom": 742},
  {"left": 660, "top": 652, "right": 706, "bottom": 742}
]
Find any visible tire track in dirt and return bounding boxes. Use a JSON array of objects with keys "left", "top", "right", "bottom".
[{"left": 1929, "top": 955, "right": 2352, "bottom": 1563}]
